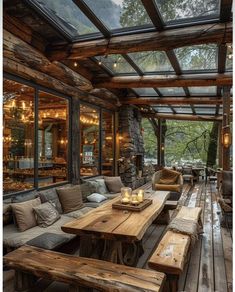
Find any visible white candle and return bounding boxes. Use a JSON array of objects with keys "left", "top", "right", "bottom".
[
  {"left": 137, "top": 189, "right": 144, "bottom": 202},
  {"left": 131, "top": 194, "right": 140, "bottom": 205},
  {"left": 121, "top": 197, "right": 130, "bottom": 204}
]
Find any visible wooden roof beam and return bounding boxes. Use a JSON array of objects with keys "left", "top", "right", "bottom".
[
  {"left": 47, "top": 22, "right": 232, "bottom": 61},
  {"left": 220, "top": 0, "right": 233, "bottom": 22},
  {"left": 121, "top": 97, "right": 225, "bottom": 105},
  {"left": 141, "top": 113, "right": 223, "bottom": 121},
  {"left": 93, "top": 73, "right": 232, "bottom": 89}
]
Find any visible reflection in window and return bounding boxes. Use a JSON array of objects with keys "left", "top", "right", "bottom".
[
  {"left": 102, "top": 111, "right": 114, "bottom": 175},
  {"left": 175, "top": 44, "right": 217, "bottom": 71},
  {"left": 96, "top": 54, "right": 136, "bottom": 74},
  {"left": 3, "top": 79, "right": 35, "bottom": 195},
  {"left": 84, "top": 0, "right": 152, "bottom": 30},
  {"left": 128, "top": 51, "right": 173, "bottom": 73},
  {"left": 38, "top": 92, "right": 69, "bottom": 187},
  {"left": 188, "top": 86, "right": 217, "bottom": 96},
  {"left": 80, "top": 105, "right": 100, "bottom": 177},
  {"left": 155, "top": 0, "right": 220, "bottom": 23}
]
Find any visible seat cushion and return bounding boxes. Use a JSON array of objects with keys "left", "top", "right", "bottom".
[
  {"left": 64, "top": 207, "right": 93, "bottom": 219},
  {"left": 161, "top": 169, "right": 180, "bottom": 183},
  {"left": 155, "top": 184, "right": 181, "bottom": 193},
  {"left": 57, "top": 186, "right": 83, "bottom": 213}
]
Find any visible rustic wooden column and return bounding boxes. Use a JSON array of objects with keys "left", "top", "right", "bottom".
[
  {"left": 157, "top": 119, "right": 162, "bottom": 166},
  {"left": 222, "top": 86, "right": 231, "bottom": 170},
  {"left": 218, "top": 122, "right": 223, "bottom": 168}
]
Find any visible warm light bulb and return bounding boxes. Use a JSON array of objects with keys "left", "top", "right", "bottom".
[
  {"left": 113, "top": 61, "right": 117, "bottom": 68},
  {"left": 22, "top": 101, "right": 26, "bottom": 110},
  {"left": 74, "top": 61, "right": 78, "bottom": 67},
  {"left": 228, "top": 53, "right": 233, "bottom": 59},
  {"left": 98, "top": 60, "right": 102, "bottom": 65}
]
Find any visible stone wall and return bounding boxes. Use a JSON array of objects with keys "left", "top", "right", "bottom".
[{"left": 118, "top": 106, "right": 146, "bottom": 189}]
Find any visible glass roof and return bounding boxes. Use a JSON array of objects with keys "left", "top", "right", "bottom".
[
  {"left": 133, "top": 88, "right": 158, "bottom": 96},
  {"left": 33, "top": 0, "right": 100, "bottom": 37},
  {"left": 159, "top": 87, "right": 185, "bottom": 96},
  {"left": 128, "top": 51, "right": 173, "bottom": 73},
  {"left": 83, "top": 0, "right": 152, "bottom": 30},
  {"left": 174, "top": 106, "right": 192, "bottom": 114},
  {"left": 155, "top": 0, "right": 220, "bottom": 24},
  {"left": 175, "top": 44, "right": 218, "bottom": 71},
  {"left": 153, "top": 106, "right": 173, "bottom": 113},
  {"left": 194, "top": 106, "right": 216, "bottom": 115},
  {"left": 188, "top": 86, "right": 217, "bottom": 96},
  {"left": 96, "top": 54, "right": 136, "bottom": 74}
]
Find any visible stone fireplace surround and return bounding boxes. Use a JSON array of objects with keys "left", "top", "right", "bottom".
[{"left": 118, "top": 105, "right": 146, "bottom": 189}]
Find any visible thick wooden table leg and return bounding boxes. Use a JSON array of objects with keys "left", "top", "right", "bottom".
[
  {"left": 168, "top": 275, "right": 179, "bottom": 292},
  {"left": 79, "top": 235, "right": 93, "bottom": 258},
  {"left": 102, "top": 240, "right": 123, "bottom": 264},
  {"left": 15, "top": 270, "right": 36, "bottom": 292},
  {"left": 123, "top": 241, "right": 144, "bottom": 266}
]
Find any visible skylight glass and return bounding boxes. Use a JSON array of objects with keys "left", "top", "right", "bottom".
[
  {"left": 194, "top": 106, "right": 216, "bottom": 115},
  {"left": 153, "top": 107, "right": 173, "bottom": 113},
  {"left": 128, "top": 51, "right": 173, "bottom": 73},
  {"left": 33, "top": 0, "right": 99, "bottom": 37},
  {"left": 133, "top": 88, "right": 158, "bottom": 96},
  {"left": 83, "top": 0, "right": 152, "bottom": 30},
  {"left": 96, "top": 54, "right": 136, "bottom": 74},
  {"left": 175, "top": 44, "right": 218, "bottom": 71},
  {"left": 174, "top": 106, "right": 192, "bottom": 114},
  {"left": 155, "top": 0, "right": 220, "bottom": 24},
  {"left": 188, "top": 86, "right": 217, "bottom": 95},
  {"left": 159, "top": 87, "right": 185, "bottom": 96}
]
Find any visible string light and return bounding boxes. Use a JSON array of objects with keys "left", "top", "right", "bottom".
[
  {"left": 74, "top": 61, "right": 78, "bottom": 67},
  {"left": 113, "top": 60, "right": 117, "bottom": 68},
  {"left": 98, "top": 57, "right": 102, "bottom": 65}
]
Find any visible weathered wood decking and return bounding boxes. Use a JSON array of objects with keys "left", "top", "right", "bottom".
[{"left": 3, "top": 181, "right": 232, "bottom": 292}]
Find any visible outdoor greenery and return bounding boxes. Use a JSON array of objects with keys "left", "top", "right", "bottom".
[{"left": 142, "top": 118, "right": 218, "bottom": 166}]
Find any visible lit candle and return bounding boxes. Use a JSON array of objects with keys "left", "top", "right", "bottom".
[
  {"left": 121, "top": 187, "right": 132, "bottom": 204},
  {"left": 131, "top": 194, "right": 140, "bottom": 205},
  {"left": 121, "top": 197, "right": 130, "bottom": 204},
  {"left": 137, "top": 189, "right": 144, "bottom": 203}
]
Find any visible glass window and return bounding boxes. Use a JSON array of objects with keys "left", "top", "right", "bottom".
[
  {"left": 96, "top": 54, "right": 136, "bottom": 74},
  {"left": 175, "top": 44, "right": 218, "bottom": 71},
  {"left": 194, "top": 106, "right": 216, "bottom": 115},
  {"left": 80, "top": 104, "right": 100, "bottom": 177},
  {"left": 3, "top": 79, "right": 35, "bottom": 195},
  {"left": 33, "top": 0, "right": 100, "bottom": 37},
  {"left": 159, "top": 87, "right": 185, "bottom": 96},
  {"left": 153, "top": 106, "right": 173, "bottom": 113},
  {"left": 174, "top": 106, "right": 192, "bottom": 114},
  {"left": 38, "top": 91, "right": 69, "bottom": 187},
  {"left": 102, "top": 111, "right": 114, "bottom": 176},
  {"left": 155, "top": 0, "right": 220, "bottom": 24},
  {"left": 133, "top": 88, "right": 158, "bottom": 96},
  {"left": 83, "top": 0, "right": 152, "bottom": 30},
  {"left": 128, "top": 51, "right": 173, "bottom": 73},
  {"left": 189, "top": 86, "right": 217, "bottom": 96}
]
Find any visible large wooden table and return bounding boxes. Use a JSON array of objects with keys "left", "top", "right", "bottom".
[{"left": 62, "top": 190, "right": 169, "bottom": 266}]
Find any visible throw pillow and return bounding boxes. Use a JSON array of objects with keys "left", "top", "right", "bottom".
[
  {"left": 11, "top": 190, "right": 38, "bottom": 203},
  {"left": 80, "top": 181, "right": 97, "bottom": 201},
  {"left": 94, "top": 179, "right": 109, "bottom": 194},
  {"left": 87, "top": 193, "right": 107, "bottom": 203},
  {"left": 26, "top": 233, "right": 69, "bottom": 250},
  {"left": 3, "top": 204, "right": 13, "bottom": 226},
  {"left": 33, "top": 202, "right": 60, "bottom": 228},
  {"left": 11, "top": 198, "right": 41, "bottom": 232},
  {"left": 104, "top": 176, "right": 124, "bottom": 193},
  {"left": 56, "top": 186, "right": 83, "bottom": 213},
  {"left": 39, "top": 188, "right": 63, "bottom": 214}
]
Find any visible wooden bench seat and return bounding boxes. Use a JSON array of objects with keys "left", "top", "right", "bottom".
[
  {"left": 148, "top": 206, "right": 202, "bottom": 292},
  {"left": 4, "top": 245, "right": 166, "bottom": 292}
]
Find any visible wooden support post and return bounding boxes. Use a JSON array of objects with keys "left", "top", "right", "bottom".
[
  {"left": 222, "top": 86, "right": 231, "bottom": 170},
  {"left": 157, "top": 119, "right": 162, "bottom": 166},
  {"left": 218, "top": 122, "right": 223, "bottom": 168},
  {"left": 71, "top": 97, "right": 80, "bottom": 184}
]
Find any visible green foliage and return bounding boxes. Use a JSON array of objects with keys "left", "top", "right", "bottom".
[{"left": 142, "top": 119, "right": 157, "bottom": 159}]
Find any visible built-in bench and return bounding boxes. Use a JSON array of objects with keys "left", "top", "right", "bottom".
[
  {"left": 4, "top": 245, "right": 166, "bottom": 292},
  {"left": 148, "top": 206, "right": 202, "bottom": 292}
]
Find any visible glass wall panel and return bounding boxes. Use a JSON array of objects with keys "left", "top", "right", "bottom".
[
  {"left": 3, "top": 79, "right": 35, "bottom": 195},
  {"left": 102, "top": 111, "right": 114, "bottom": 176},
  {"left": 80, "top": 104, "right": 100, "bottom": 177},
  {"left": 38, "top": 91, "right": 69, "bottom": 187}
]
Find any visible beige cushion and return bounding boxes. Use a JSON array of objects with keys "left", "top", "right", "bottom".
[
  {"left": 33, "top": 202, "right": 60, "bottom": 228},
  {"left": 155, "top": 184, "right": 181, "bottom": 193},
  {"left": 104, "top": 176, "right": 124, "bottom": 193},
  {"left": 11, "top": 198, "right": 41, "bottom": 232},
  {"left": 159, "top": 178, "right": 177, "bottom": 185},
  {"left": 161, "top": 168, "right": 180, "bottom": 183},
  {"left": 57, "top": 186, "right": 83, "bottom": 213}
]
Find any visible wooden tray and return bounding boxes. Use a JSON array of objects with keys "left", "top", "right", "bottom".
[{"left": 112, "top": 199, "right": 153, "bottom": 212}]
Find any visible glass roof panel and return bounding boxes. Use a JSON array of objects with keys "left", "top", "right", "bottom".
[
  {"left": 33, "top": 0, "right": 100, "bottom": 37},
  {"left": 159, "top": 87, "right": 185, "bottom": 96},
  {"left": 133, "top": 88, "right": 158, "bottom": 96},
  {"left": 128, "top": 51, "right": 173, "bottom": 73},
  {"left": 175, "top": 44, "right": 218, "bottom": 71},
  {"left": 155, "top": 0, "right": 220, "bottom": 24},
  {"left": 96, "top": 54, "right": 136, "bottom": 74},
  {"left": 226, "top": 44, "right": 233, "bottom": 71},
  {"left": 83, "top": 0, "right": 152, "bottom": 30},
  {"left": 189, "top": 86, "right": 217, "bottom": 95},
  {"left": 174, "top": 107, "right": 192, "bottom": 114},
  {"left": 194, "top": 106, "right": 216, "bottom": 115},
  {"left": 153, "top": 107, "right": 173, "bottom": 113}
]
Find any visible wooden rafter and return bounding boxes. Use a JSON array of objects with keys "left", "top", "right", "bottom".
[
  {"left": 93, "top": 73, "right": 232, "bottom": 88},
  {"left": 166, "top": 50, "right": 182, "bottom": 75},
  {"left": 47, "top": 22, "right": 232, "bottom": 61},
  {"left": 218, "top": 44, "right": 227, "bottom": 73},
  {"left": 220, "top": 0, "right": 233, "bottom": 22},
  {"left": 140, "top": 0, "right": 164, "bottom": 30}
]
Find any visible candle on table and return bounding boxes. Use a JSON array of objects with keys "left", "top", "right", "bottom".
[
  {"left": 137, "top": 189, "right": 144, "bottom": 203},
  {"left": 131, "top": 194, "right": 139, "bottom": 205}
]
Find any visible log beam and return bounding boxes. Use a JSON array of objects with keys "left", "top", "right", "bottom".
[
  {"left": 93, "top": 73, "right": 232, "bottom": 89},
  {"left": 121, "top": 97, "right": 226, "bottom": 105},
  {"left": 141, "top": 113, "right": 223, "bottom": 121},
  {"left": 47, "top": 22, "right": 232, "bottom": 61}
]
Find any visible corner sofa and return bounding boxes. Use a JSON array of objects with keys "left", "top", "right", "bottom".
[{"left": 3, "top": 176, "right": 124, "bottom": 252}]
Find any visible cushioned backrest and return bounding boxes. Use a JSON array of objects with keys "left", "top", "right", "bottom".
[{"left": 222, "top": 171, "right": 233, "bottom": 196}]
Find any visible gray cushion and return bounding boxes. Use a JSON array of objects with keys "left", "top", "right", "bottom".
[
  {"left": 87, "top": 193, "right": 107, "bottom": 203},
  {"left": 39, "top": 188, "right": 63, "bottom": 214},
  {"left": 94, "top": 179, "right": 109, "bottom": 194},
  {"left": 26, "top": 232, "right": 69, "bottom": 250},
  {"left": 3, "top": 204, "right": 13, "bottom": 226},
  {"left": 80, "top": 181, "right": 97, "bottom": 201},
  {"left": 57, "top": 186, "right": 83, "bottom": 213},
  {"left": 11, "top": 190, "right": 38, "bottom": 203},
  {"left": 65, "top": 207, "right": 93, "bottom": 219},
  {"left": 83, "top": 201, "right": 108, "bottom": 208},
  {"left": 33, "top": 202, "right": 60, "bottom": 228},
  {"left": 104, "top": 176, "right": 124, "bottom": 193}
]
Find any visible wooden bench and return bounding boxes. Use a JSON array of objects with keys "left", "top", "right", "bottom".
[
  {"left": 148, "top": 206, "right": 202, "bottom": 292},
  {"left": 4, "top": 245, "right": 166, "bottom": 292}
]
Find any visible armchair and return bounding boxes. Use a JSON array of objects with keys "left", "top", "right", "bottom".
[{"left": 152, "top": 168, "right": 183, "bottom": 201}]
